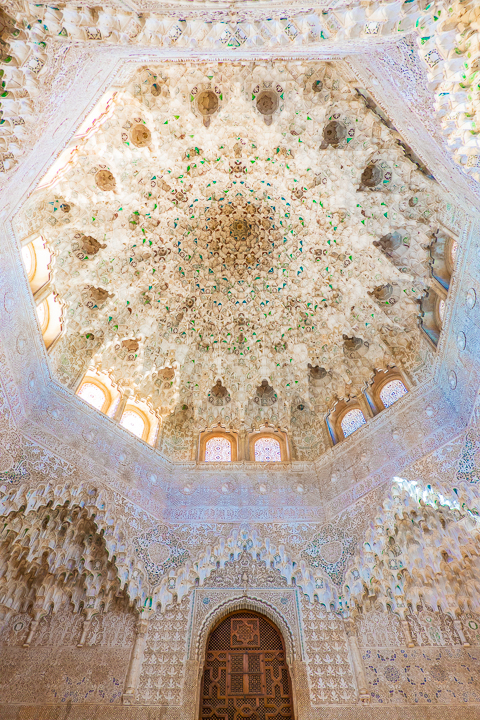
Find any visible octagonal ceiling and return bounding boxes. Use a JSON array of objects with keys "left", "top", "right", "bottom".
[
  {"left": 16, "top": 60, "right": 455, "bottom": 463},
  {"left": 0, "top": 0, "right": 479, "bottom": 636},
  {"left": 0, "top": 0, "right": 478, "bottom": 529}
]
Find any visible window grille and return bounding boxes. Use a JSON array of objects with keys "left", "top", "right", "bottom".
[
  {"left": 254, "top": 437, "right": 281, "bottom": 462},
  {"left": 121, "top": 410, "right": 145, "bottom": 438},
  {"left": 205, "top": 436, "right": 232, "bottom": 461},
  {"left": 380, "top": 379, "right": 408, "bottom": 408},
  {"left": 341, "top": 408, "right": 366, "bottom": 438}
]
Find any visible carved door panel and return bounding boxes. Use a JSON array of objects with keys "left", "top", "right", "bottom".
[{"left": 200, "top": 612, "right": 294, "bottom": 720}]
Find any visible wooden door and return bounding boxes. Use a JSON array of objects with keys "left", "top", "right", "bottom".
[{"left": 200, "top": 612, "right": 294, "bottom": 720}]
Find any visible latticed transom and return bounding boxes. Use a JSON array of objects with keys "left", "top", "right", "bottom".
[
  {"left": 231, "top": 618, "right": 260, "bottom": 647},
  {"left": 201, "top": 612, "right": 293, "bottom": 720}
]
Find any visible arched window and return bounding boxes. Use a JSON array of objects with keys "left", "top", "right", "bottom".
[
  {"left": 341, "top": 408, "right": 366, "bottom": 438},
  {"left": 22, "top": 244, "right": 35, "bottom": 280},
  {"left": 450, "top": 240, "right": 458, "bottom": 265},
  {"left": 379, "top": 379, "right": 408, "bottom": 408},
  {"left": 254, "top": 437, "right": 281, "bottom": 462},
  {"left": 438, "top": 298, "right": 446, "bottom": 323},
  {"left": 205, "top": 436, "right": 232, "bottom": 462},
  {"left": 22, "top": 237, "right": 52, "bottom": 294},
  {"left": 78, "top": 382, "right": 107, "bottom": 410},
  {"left": 35, "top": 293, "right": 63, "bottom": 350},
  {"left": 121, "top": 410, "right": 145, "bottom": 438},
  {"left": 36, "top": 300, "right": 47, "bottom": 332}
]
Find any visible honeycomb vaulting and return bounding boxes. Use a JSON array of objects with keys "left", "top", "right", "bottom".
[
  {"left": 20, "top": 62, "right": 447, "bottom": 461},
  {"left": 2, "top": 2, "right": 480, "bottom": 717}
]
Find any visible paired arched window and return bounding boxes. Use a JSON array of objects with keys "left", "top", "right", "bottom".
[
  {"left": 341, "top": 408, "right": 366, "bottom": 438},
  {"left": 76, "top": 373, "right": 158, "bottom": 445},
  {"left": 326, "top": 368, "right": 409, "bottom": 446},
  {"left": 254, "top": 437, "right": 281, "bottom": 461},
  {"left": 420, "top": 231, "right": 457, "bottom": 347},
  {"left": 21, "top": 237, "right": 62, "bottom": 350},
  {"left": 205, "top": 436, "right": 232, "bottom": 462},
  {"left": 379, "top": 379, "right": 408, "bottom": 408},
  {"left": 200, "top": 432, "right": 285, "bottom": 461}
]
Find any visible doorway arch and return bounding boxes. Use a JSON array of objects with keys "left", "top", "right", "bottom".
[{"left": 199, "top": 610, "right": 295, "bottom": 719}]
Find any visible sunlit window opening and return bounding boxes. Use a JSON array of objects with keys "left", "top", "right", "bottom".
[
  {"left": 438, "top": 299, "right": 446, "bottom": 323},
  {"left": 36, "top": 301, "right": 47, "bottom": 331},
  {"left": 78, "top": 382, "right": 106, "bottom": 411},
  {"left": 341, "top": 409, "right": 366, "bottom": 438},
  {"left": 205, "top": 436, "right": 231, "bottom": 461},
  {"left": 22, "top": 244, "right": 33, "bottom": 277},
  {"left": 450, "top": 240, "right": 458, "bottom": 264},
  {"left": 121, "top": 410, "right": 145, "bottom": 438},
  {"left": 254, "top": 437, "right": 281, "bottom": 462},
  {"left": 380, "top": 379, "right": 408, "bottom": 408}
]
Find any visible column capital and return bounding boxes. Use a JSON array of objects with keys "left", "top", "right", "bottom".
[
  {"left": 84, "top": 606, "right": 100, "bottom": 621},
  {"left": 77, "top": 610, "right": 98, "bottom": 648},
  {"left": 136, "top": 613, "right": 152, "bottom": 636}
]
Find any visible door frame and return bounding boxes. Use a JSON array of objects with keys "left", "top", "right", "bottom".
[{"left": 197, "top": 609, "right": 296, "bottom": 720}]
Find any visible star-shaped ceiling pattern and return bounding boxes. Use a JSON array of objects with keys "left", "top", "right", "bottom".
[{"left": 20, "top": 61, "right": 451, "bottom": 461}]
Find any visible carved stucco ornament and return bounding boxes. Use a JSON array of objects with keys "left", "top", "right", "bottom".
[
  {"left": 95, "top": 169, "right": 116, "bottom": 191},
  {"left": 133, "top": 525, "right": 189, "bottom": 587},
  {"left": 302, "top": 523, "right": 356, "bottom": 586}
]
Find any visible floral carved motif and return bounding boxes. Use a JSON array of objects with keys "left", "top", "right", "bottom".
[{"left": 133, "top": 525, "right": 190, "bottom": 587}]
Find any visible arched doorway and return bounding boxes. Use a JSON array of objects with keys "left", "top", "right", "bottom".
[{"left": 200, "top": 610, "right": 295, "bottom": 719}]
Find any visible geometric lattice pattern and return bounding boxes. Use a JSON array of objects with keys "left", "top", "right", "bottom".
[
  {"left": 341, "top": 409, "right": 366, "bottom": 438},
  {"left": 201, "top": 612, "right": 293, "bottom": 720},
  {"left": 120, "top": 410, "right": 145, "bottom": 438},
  {"left": 380, "top": 379, "right": 408, "bottom": 408},
  {"left": 205, "top": 436, "right": 232, "bottom": 462},
  {"left": 254, "top": 438, "right": 281, "bottom": 462}
]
